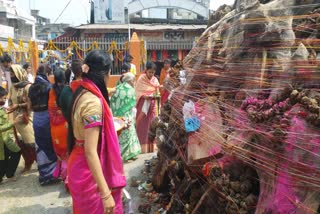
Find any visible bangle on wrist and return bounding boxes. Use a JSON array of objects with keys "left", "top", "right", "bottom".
[{"left": 101, "top": 193, "right": 112, "bottom": 200}]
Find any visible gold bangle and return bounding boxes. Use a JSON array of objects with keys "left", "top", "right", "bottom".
[{"left": 101, "top": 193, "right": 112, "bottom": 201}]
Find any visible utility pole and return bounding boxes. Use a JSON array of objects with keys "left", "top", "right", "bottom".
[
  {"left": 90, "top": 0, "right": 94, "bottom": 24},
  {"left": 128, "top": 8, "right": 131, "bottom": 41}
]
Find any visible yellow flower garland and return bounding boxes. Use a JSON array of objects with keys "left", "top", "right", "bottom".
[{"left": 0, "top": 38, "right": 146, "bottom": 64}]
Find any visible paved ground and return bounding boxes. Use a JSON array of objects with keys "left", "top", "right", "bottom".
[{"left": 0, "top": 153, "right": 155, "bottom": 214}]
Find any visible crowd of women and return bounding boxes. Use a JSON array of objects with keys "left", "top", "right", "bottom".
[{"left": 0, "top": 50, "right": 180, "bottom": 213}]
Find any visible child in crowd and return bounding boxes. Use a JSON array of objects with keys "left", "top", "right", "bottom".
[
  {"left": 0, "top": 86, "right": 22, "bottom": 183},
  {"left": 119, "top": 63, "right": 131, "bottom": 83},
  {"left": 23, "top": 63, "right": 34, "bottom": 83},
  {"left": 126, "top": 55, "right": 136, "bottom": 75}
]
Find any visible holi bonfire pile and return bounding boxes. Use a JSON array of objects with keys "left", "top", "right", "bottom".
[{"left": 148, "top": 0, "right": 320, "bottom": 213}]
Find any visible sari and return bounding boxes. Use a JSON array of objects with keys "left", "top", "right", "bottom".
[
  {"left": 68, "top": 78, "right": 126, "bottom": 214},
  {"left": 160, "top": 74, "right": 170, "bottom": 106},
  {"left": 9, "top": 65, "right": 36, "bottom": 170},
  {"left": 110, "top": 82, "right": 141, "bottom": 161},
  {"left": 135, "top": 74, "right": 159, "bottom": 153},
  {"left": 159, "top": 67, "right": 169, "bottom": 85},
  {"left": 29, "top": 75, "right": 58, "bottom": 185},
  {"left": 48, "top": 88, "right": 68, "bottom": 184},
  {"left": 161, "top": 75, "right": 180, "bottom": 106}
]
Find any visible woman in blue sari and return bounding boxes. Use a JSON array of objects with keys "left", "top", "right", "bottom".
[{"left": 28, "top": 64, "right": 58, "bottom": 185}]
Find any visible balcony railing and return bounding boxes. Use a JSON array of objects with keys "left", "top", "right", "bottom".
[
  {"left": 128, "top": 0, "right": 209, "bottom": 7},
  {"left": 146, "top": 40, "right": 194, "bottom": 50}
]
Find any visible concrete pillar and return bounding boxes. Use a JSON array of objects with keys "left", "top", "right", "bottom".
[
  {"left": 32, "top": 24, "right": 36, "bottom": 40},
  {"left": 129, "top": 32, "right": 141, "bottom": 75}
]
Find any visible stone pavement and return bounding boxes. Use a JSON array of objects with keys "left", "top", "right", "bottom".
[{"left": 0, "top": 153, "right": 155, "bottom": 214}]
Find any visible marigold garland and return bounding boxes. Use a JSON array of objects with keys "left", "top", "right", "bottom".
[{"left": 0, "top": 37, "right": 144, "bottom": 65}]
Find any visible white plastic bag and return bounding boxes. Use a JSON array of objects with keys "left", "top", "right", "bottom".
[
  {"left": 123, "top": 188, "right": 133, "bottom": 214},
  {"left": 182, "top": 100, "right": 195, "bottom": 120}
]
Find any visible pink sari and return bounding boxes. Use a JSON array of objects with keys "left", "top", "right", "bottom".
[
  {"left": 135, "top": 74, "right": 159, "bottom": 152},
  {"left": 68, "top": 79, "right": 126, "bottom": 214}
]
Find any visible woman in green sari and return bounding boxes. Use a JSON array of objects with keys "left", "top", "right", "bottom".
[{"left": 110, "top": 73, "right": 141, "bottom": 161}]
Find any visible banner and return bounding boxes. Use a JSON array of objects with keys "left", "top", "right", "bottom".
[{"left": 94, "top": 0, "right": 124, "bottom": 24}]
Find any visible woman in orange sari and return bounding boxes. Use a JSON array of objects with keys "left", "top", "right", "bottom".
[
  {"left": 135, "top": 61, "right": 160, "bottom": 153},
  {"left": 159, "top": 59, "right": 171, "bottom": 85},
  {"left": 48, "top": 68, "right": 70, "bottom": 188}
]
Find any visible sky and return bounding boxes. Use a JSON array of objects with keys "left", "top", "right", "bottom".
[{"left": 14, "top": 0, "right": 235, "bottom": 26}]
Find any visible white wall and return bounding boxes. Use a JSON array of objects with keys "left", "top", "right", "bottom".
[{"left": 0, "top": 24, "right": 13, "bottom": 38}]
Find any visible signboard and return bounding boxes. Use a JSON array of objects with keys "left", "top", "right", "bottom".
[
  {"left": 84, "top": 33, "right": 103, "bottom": 38},
  {"left": 84, "top": 33, "right": 128, "bottom": 40},
  {"left": 164, "top": 31, "right": 185, "bottom": 41},
  {"left": 94, "top": 0, "right": 124, "bottom": 24},
  {"left": 104, "top": 33, "right": 128, "bottom": 40}
]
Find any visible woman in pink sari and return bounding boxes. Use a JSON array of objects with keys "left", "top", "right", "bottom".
[
  {"left": 135, "top": 61, "right": 160, "bottom": 153},
  {"left": 67, "top": 50, "right": 126, "bottom": 214}
]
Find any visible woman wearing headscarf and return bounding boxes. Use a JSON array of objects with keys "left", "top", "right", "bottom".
[
  {"left": 110, "top": 72, "right": 141, "bottom": 161},
  {"left": 7, "top": 64, "right": 36, "bottom": 173},
  {"left": 67, "top": 50, "right": 126, "bottom": 214},
  {"left": 28, "top": 64, "right": 58, "bottom": 185}
]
